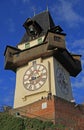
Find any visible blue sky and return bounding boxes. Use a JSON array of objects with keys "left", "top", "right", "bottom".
[{"left": 0, "top": 0, "right": 84, "bottom": 107}]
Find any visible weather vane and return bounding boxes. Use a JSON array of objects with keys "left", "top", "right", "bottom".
[
  {"left": 46, "top": 0, "right": 49, "bottom": 11},
  {"left": 32, "top": 7, "right": 36, "bottom": 16}
]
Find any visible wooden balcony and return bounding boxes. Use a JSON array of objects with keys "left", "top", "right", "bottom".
[{"left": 4, "top": 32, "right": 82, "bottom": 77}]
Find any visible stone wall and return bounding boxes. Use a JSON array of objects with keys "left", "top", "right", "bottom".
[{"left": 10, "top": 96, "right": 84, "bottom": 130}]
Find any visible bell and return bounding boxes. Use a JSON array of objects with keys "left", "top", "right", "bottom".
[
  {"left": 29, "top": 26, "right": 35, "bottom": 35},
  {"left": 30, "top": 27, "right": 33, "bottom": 32}
]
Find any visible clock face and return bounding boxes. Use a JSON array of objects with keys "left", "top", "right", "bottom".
[
  {"left": 23, "top": 63, "right": 47, "bottom": 91},
  {"left": 56, "top": 67, "right": 69, "bottom": 94}
]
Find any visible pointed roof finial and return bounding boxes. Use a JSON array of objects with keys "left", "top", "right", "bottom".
[
  {"left": 32, "top": 7, "right": 36, "bottom": 16},
  {"left": 46, "top": 0, "right": 49, "bottom": 11},
  {"left": 47, "top": 5, "right": 48, "bottom": 11}
]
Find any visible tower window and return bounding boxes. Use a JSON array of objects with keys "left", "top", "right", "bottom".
[
  {"left": 38, "top": 37, "right": 42, "bottom": 44},
  {"left": 54, "top": 36, "right": 61, "bottom": 42},
  {"left": 25, "top": 42, "right": 30, "bottom": 49}
]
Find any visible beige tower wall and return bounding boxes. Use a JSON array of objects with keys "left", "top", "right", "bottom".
[
  {"left": 14, "top": 57, "right": 56, "bottom": 108},
  {"left": 14, "top": 56, "right": 73, "bottom": 108}
]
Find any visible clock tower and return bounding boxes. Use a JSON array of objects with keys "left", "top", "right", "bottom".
[{"left": 4, "top": 11, "right": 82, "bottom": 108}]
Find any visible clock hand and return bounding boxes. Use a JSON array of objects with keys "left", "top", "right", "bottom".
[
  {"left": 31, "top": 75, "right": 40, "bottom": 80},
  {"left": 29, "top": 76, "right": 36, "bottom": 81}
]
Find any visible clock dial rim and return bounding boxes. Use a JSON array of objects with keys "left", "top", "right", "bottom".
[{"left": 23, "top": 64, "right": 47, "bottom": 91}]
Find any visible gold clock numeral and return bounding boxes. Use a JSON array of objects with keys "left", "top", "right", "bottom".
[
  {"left": 24, "top": 75, "right": 29, "bottom": 80},
  {"left": 28, "top": 84, "right": 33, "bottom": 90},
  {"left": 35, "top": 83, "right": 40, "bottom": 89},
  {"left": 31, "top": 66, "right": 34, "bottom": 71},
  {"left": 26, "top": 70, "right": 30, "bottom": 75},
  {"left": 24, "top": 80, "right": 30, "bottom": 85},
  {"left": 42, "top": 69, "right": 46, "bottom": 73},
  {"left": 39, "top": 80, "right": 44, "bottom": 85},
  {"left": 42, "top": 75, "right": 47, "bottom": 78},
  {"left": 26, "top": 84, "right": 30, "bottom": 89},
  {"left": 39, "top": 66, "right": 43, "bottom": 71}
]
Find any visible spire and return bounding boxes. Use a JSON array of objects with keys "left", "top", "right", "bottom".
[
  {"left": 46, "top": 0, "right": 49, "bottom": 11},
  {"left": 47, "top": 5, "right": 48, "bottom": 11},
  {"left": 20, "top": 11, "right": 55, "bottom": 43},
  {"left": 32, "top": 7, "right": 36, "bottom": 16}
]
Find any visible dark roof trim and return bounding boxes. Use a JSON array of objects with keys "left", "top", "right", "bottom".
[
  {"left": 4, "top": 45, "right": 20, "bottom": 56},
  {"left": 71, "top": 53, "right": 82, "bottom": 57}
]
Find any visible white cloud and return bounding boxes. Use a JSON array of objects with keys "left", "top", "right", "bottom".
[
  {"left": 72, "top": 39, "right": 84, "bottom": 48},
  {"left": 72, "top": 91, "right": 84, "bottom": 104},
  {"left": 72, "top": 77, "right": 84, "bottom": 88},
  {"left": 68, "top": 38, "right": 84, "bottom": 90},
  {"left": 67, "top": 39, "right": 84, "bottom": 56},
  {"left": 51, "top": 0, "right": 84, "bottom": 27}
]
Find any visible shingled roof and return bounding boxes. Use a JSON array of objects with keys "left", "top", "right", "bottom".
[{"left": 19, "top": 10, "right": 55, "bottom": 44}]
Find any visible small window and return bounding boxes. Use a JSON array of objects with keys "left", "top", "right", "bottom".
[
  {"left": 9, "top": 52, "right": 12, "bottom": 57},
  {"left": 38, "top": 37, "right": 42, "bottom": 44},
  {"left": 15, "top": 53, "right": 19, "bottom": 57},
  {"left": 25, "top": 42, "right": 30, "bottom": 49},
  {"left": 54, "top": 36, "right": 61, "bottom": 42},
  {"left": 32, "top": 60, "right": 36, "bottom": 66}
]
